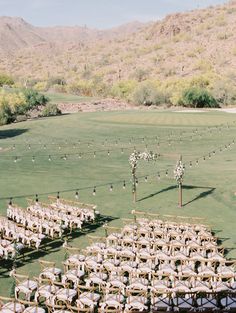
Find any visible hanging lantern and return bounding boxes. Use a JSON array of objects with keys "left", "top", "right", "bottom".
[
  {"left": 121, "top": 148, "right": 124, "bottom": 154},
  {"left": 57, "top": 192, "right": 60, "bottom": 199},
  {"left": 145, "top": 176, "right": 148, "bottom": 182},
  {"left": 123, "top": 181, "right": 126, "bottom": 189},
  {"left": 32, "top": 156, "right": 35, "bottom": 162},
  {"left": 13, "top": 144, "right": 15, "bottom": 150},
  {"left": 28, "top": 144, "right": 31, "bottom": 150},
  {"left": 189, "top": 161, "right": 192, "bottom": 168},
  {"left": 157, "top": 172, "right": 160, "bottom": 180},
  {"left": 110, "top": 184, "right": 113, "bottom": 192},
  {"left": 166, "top": 170, "right": 168, "bottom": 177},
  {"left": 75, "top": 190, "right": 79, "bottom": 199},
  {"left": 93, "top": 152, "right": 96, "bottom": 158},
  {"left": 209, "top": 153, "right": 211, "bottom": 159},
  {"left": 93, "top": 186, "right": 96, "bottom": 196},
  {"left": 43, "top": 145, "right": 46, "bottom": 150},
  {"left": 79, "top": 153, "right": 82, "bottom": 159},
  {"left": 63, "top": 154, "right": 67, "bottom": 160},
  {"left": 48, "top": 155, "right": 51, "bottom": 161},
  {"left": 196, "top": 159, "right": 199, "bottom": 165},
  {"left": 203, "top": 156, "right": 206, "bottom": 161},
  {"left": 107, "top": 150, "right": 110, "bottom": 156},
  {"left": 136, "top": 179, "right": 138, "bottom": 185},
  {"left": 9, "top": 197, "right": 13, "bottom": 206},
  {"left": 14, "top": 156, "right": 18, "bottom": 163}
]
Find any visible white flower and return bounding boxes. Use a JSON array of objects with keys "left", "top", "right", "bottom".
[{"left": 174, "top": 159, "right": 185, "bottom": 183}]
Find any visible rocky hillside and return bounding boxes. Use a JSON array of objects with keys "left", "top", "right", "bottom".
[{"left": 0, "top": 1, "right": 235, "bottom": 84}]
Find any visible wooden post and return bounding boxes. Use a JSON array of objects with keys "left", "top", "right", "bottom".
[
  {"left": 179, "top": 182, "right": 182, "bottom": 208},
  {"left": 132, "top": 169, "right": 137, "bottom": 203},
  {"left": 179, "top": 155, "right": 183, "bottom": 208}
]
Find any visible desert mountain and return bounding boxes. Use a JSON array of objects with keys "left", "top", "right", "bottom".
[{"left": 0, "top": 1, "right": 236, "bottom": 84}]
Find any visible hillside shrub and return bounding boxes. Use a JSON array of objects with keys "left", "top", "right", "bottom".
[
  {"left": 0, "top": 101, "right": 14, "bottom": 125},
  {"left": 132, "top": 82, "right": 165, "bottom": 106},
  {"left": 0, "top": 73, "right": 14, "bottom": 87},
  {"left": 20, "top": 89, "right": 49, "bottom": 113},
  {"left": 182, "top": 87, "right": 219, "bottom": 108},
  {"left": 41, "top": 103, "right": 61, "bottom": 117},
  {"left": 111, "top": 80, "right": 137, "bottom": 101}
]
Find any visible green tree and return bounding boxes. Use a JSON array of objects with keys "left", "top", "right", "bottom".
[{"left": 182, "top": 87, "right": 219, "bottom": 108}]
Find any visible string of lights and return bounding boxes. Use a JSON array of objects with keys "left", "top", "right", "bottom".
[
  {"left": 0, "top": 122, "right": 234, "bottom": 162},
  {"left": 0, "top": 120, "right": 234, "bottom": 152},
  {"left": 1, "top": 138, "right": 234, "bottom": 202}
]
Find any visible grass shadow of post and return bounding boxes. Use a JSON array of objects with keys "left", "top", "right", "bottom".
[{"left": 138, "top": 185, "right": 215, "bottom": 207}]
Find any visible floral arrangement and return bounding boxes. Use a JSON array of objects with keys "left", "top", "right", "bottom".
[{"left": 174, "top": 157, "right": 185, "bottom": 184}]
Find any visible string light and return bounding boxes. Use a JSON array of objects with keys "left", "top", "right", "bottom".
[
  {"left": 145, "top": 176, "right": 148, "bottom": 182},
  {"left": 14, "top": 156, "right": 18, "bottom": 163},
  {"left": 35, "top": 194, "right": 39, "bottom": 202},
  {"left": 63, "top": 154, "right": 67, "bottom": 161},
  {"left": 48, "top": 155, "right": 51, "bottom": 161},
  {"left": 110, "top": 184, "right": 113, "bottom": 192},
  {"left": 165, "top": 170, "right": 168, "bottom": 177},
  {"left": 123, "top": 181, "right": 126, "bottom": 189},
  {"left": 93, "top": 186, "right": 96, "bottom": 196},
  {"left": 196, "top": 159, "right": 199, "bottom": 165},
  {"left": 157, "top": 172, "right": 160, "bottom": 180},
  {"left": 57, "top": 192, "right": 60, "bottom": 199},
  {"left": 43, "top": 145, "right": 46, "bottom": 150},
  {"left": 9, "top": 197, "right": 12, "bottom": 206},
  {"left": 107, "top": 150, "right": 110, "bottom": 156},
  {"left": 32, "top": 156, "right": 35, "bottom": 162},
  {"left": 93, "top": 152, "right": 96, "bottom": 158},
  {"left": 28, "top": 144, "right": 31, "bottom": 150},
  {"left": 189, "top": 161, "right": 192, "bottom": 168},
  {"left": 75, "top": 190, "right": 79, "bottom": 199}
]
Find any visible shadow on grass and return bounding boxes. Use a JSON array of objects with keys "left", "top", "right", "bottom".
[
  {"left": 0, "top": 129, "right": 28, "bottom": 139},
  {"left": 183, "top": 186, "right": 215, "bottom": 206},
  {"left": 138, "top": 184, "right": 216, "bottom": 206},
  {"left": 0, "top": 214, "right": 117, "bottom": 276},
  {"left": 138, "top": 185, "right": 177, "bottom": 202}
]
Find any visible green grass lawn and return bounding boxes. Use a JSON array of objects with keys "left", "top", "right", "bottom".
[
  {"left": 45, "top": 91, "right": 98, "bottom": 104},
  {"left": 0, "top": 110, "right": 236, "bottom": 295}
]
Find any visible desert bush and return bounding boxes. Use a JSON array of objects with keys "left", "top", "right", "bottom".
[
  {"left": 132, "top": 81, "right": 165, "bottom": 106},
  {"left": 182, "top": 87, "right": 219, "bottom": 108},
  {"left": 22, "top": 89, "right": 49, "bottom": 112},
  {"left": 131, "top": 68, "right": 149, "bottom": 82},
  {"left": 111, "top": 80, "right": 137, "bottom": 101},
  {"left": 0, "top": 73, "right": 14, "bottom": 87},
  {"left": 212, "top": 79, "right": 236, "bottom": 105},
  {"left": 0, "top": 101, "right": 14, "bottom": 125},
  {"left": 34, "top": 81, "right": 48, "bottom": 92},
  {"left": 41, "top": 103, "right": 61, "bottom": 117}
]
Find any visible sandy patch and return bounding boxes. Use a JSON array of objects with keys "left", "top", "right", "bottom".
[
  {"left": 215, "top": 108, "right": 236, "bottom": 114},
  {"left": 174, "top": 109, "right": 206, "bottom": 113}
]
